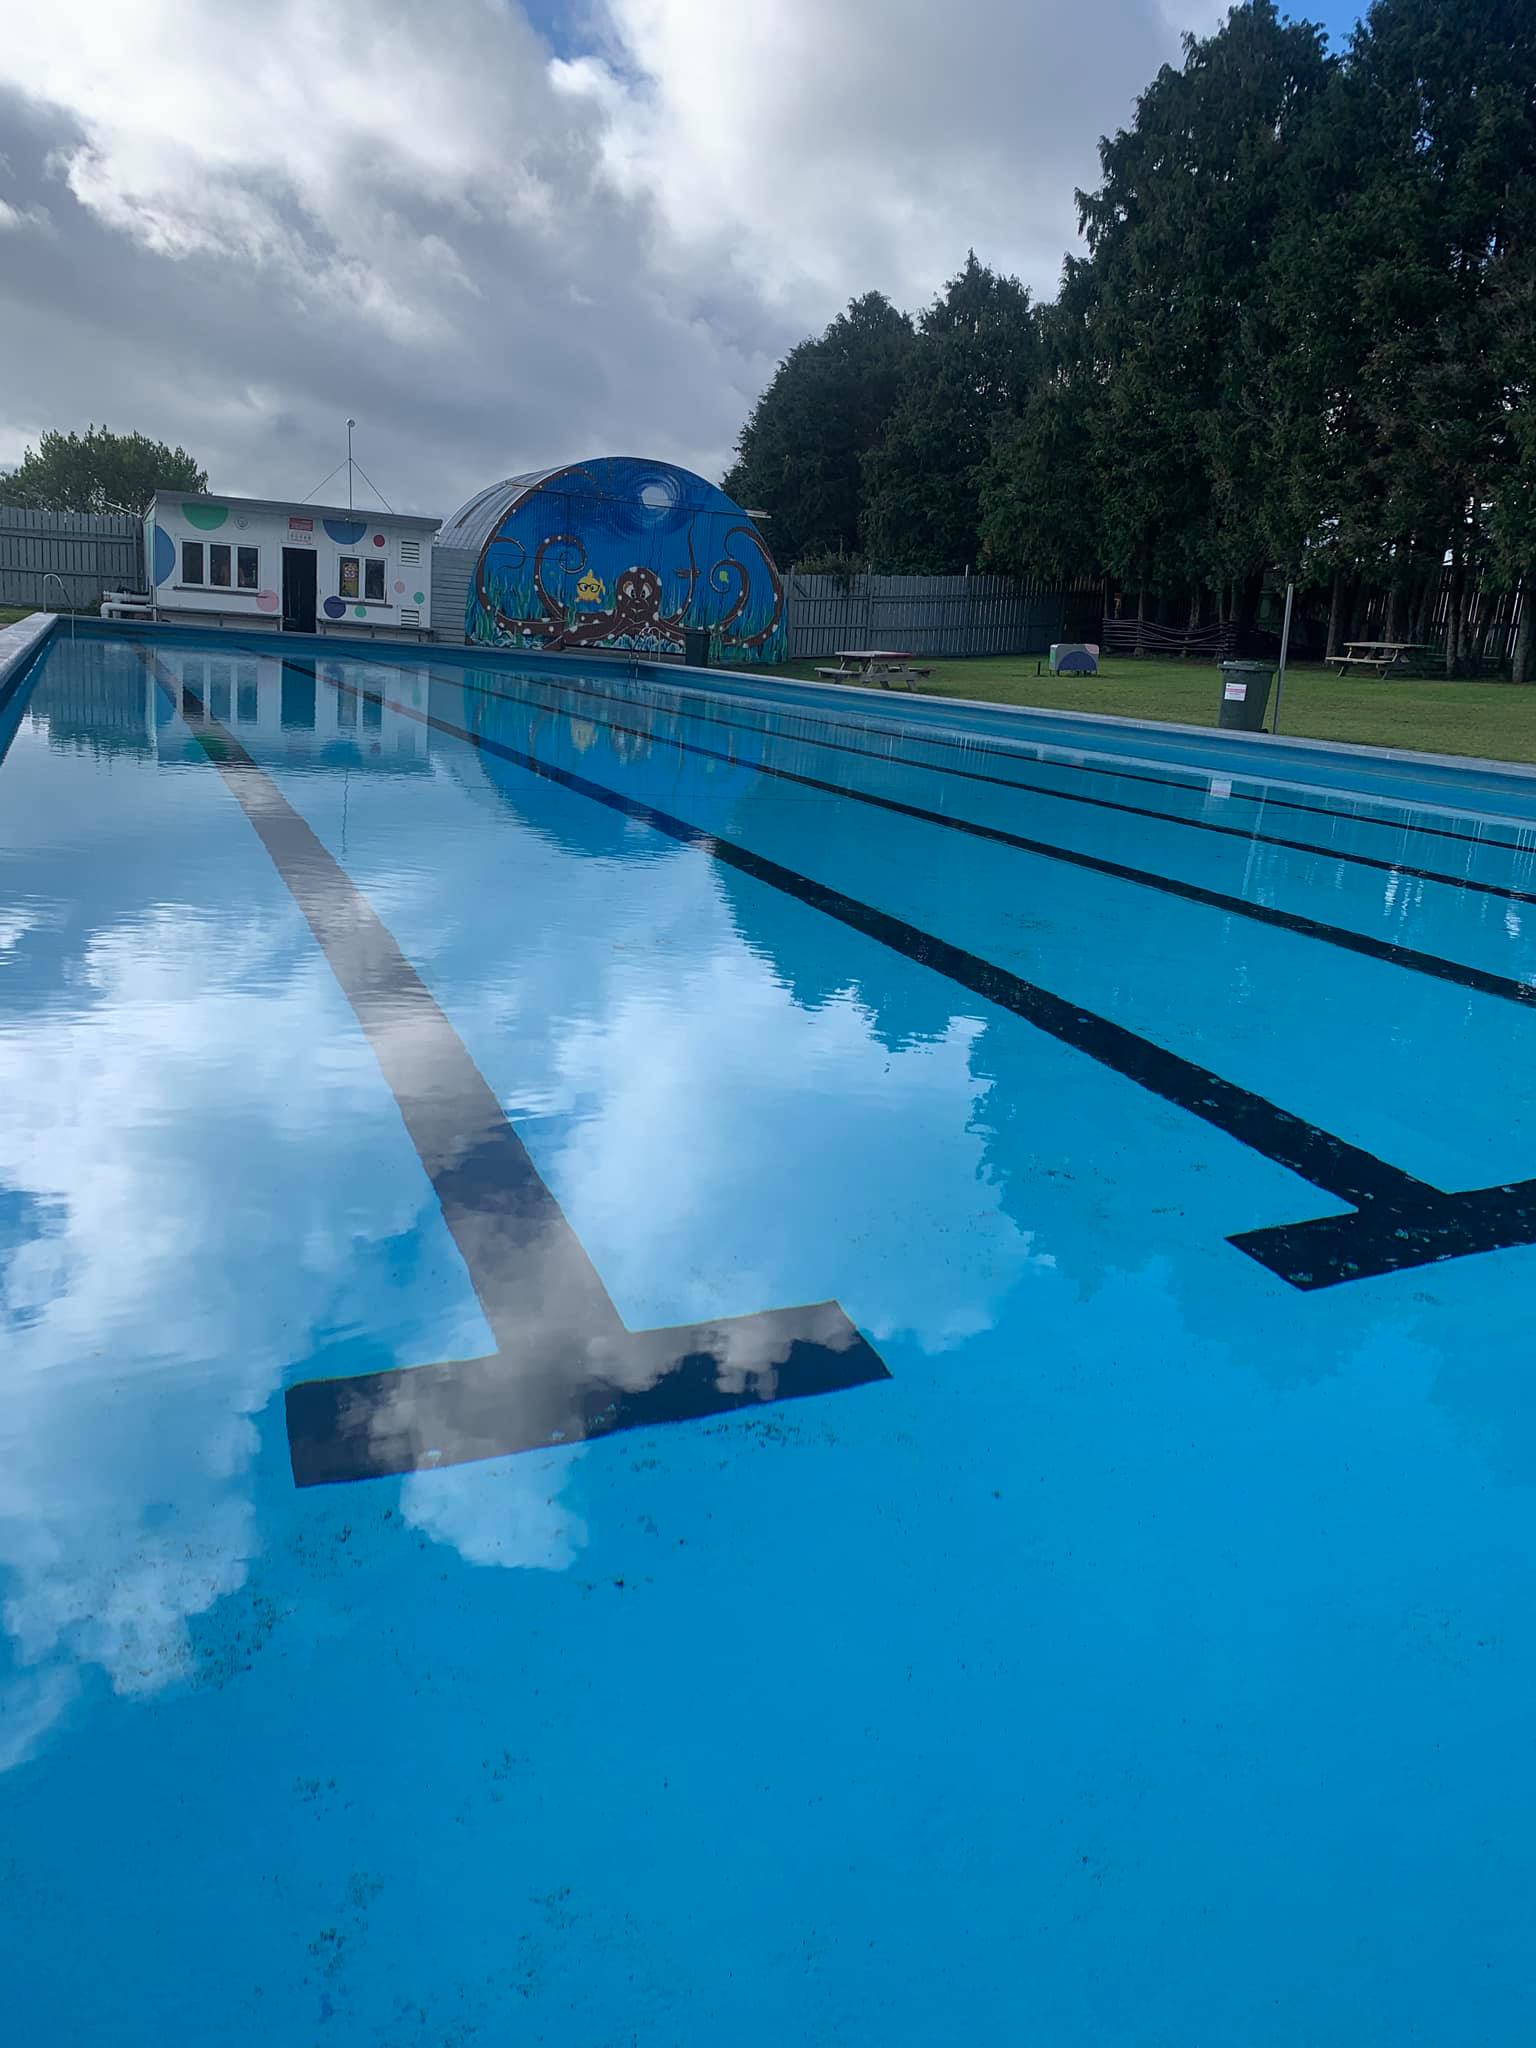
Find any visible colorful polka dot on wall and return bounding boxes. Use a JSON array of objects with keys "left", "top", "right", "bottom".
[
  {"left": 183, "top": 502, "right": 229, "bottom": 531},
  {"left": 152, "top": 524, "right": 176, "bottom": 585},
  {"left": 354, "top": 605, "right": 368, "bottom": 618},
  {"left": 256, "top": 590, "right": 279, "bottom": 612},
  {"left": 323, "top": 596, "right": 347, "bottom": 619},
  {"left": 372, "top": 533, "right": 386, "bottom": 548},
  {"left": 412, "top": 591, "right": 424, "bottom": 605},
  {"left": 394, "top": 580, "right": 406, "bottom": 593},
  {"left": 322, "top": 518, "right": 367, "bottom": 546}
]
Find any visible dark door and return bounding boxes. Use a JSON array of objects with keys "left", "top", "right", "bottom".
[{"left": 281, "top": 548, "right": 317, "bottom": 633}]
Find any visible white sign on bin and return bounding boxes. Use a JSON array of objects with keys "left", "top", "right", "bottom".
[{"left": 1223, "top": 681, "right": 1247, "bottom": 700}]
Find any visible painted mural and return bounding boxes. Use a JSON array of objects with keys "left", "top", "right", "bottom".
[{"left": 465, "top": 458, "right": 785, "bottom": 663}]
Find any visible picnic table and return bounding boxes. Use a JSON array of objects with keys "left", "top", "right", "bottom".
[
  {"left": 814, "top": 649, "right": 931, "bottom": 691},
  {"left": 1328, "top": 640, "right": 1433, "bottom": 676}
]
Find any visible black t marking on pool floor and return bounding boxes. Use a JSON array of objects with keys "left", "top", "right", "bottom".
[
  {"left": 305, "top": 657, "right": 1536, "bottom": 1294},
  {"left": 138, "top": 653, "right": 888, "bottom": 1486}
]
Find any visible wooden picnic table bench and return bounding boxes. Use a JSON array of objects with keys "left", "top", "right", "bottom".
[
  {"left": 1328, "top": 640, "right": 1434, "bottom": 676},
  {"left": 814, "top": 649, "right": 933, "bottom": 691}
]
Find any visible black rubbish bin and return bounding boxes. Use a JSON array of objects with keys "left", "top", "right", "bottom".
[
  {"left": 1218, "top": 660, "right": 1275, "bottom": 731},
  {"left": 683, "top": 627, "right": 711, "bottom": 667}
]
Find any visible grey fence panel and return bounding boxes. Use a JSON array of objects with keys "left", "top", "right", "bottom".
[
  {"left": 783, "top": 572, "right": 1079, "bottom": 660},
  {"left": 0, "top": 505, "right": 143, "bottom": 610},
  {"left": 430, "top": 545, "right": 476, "bottom": 641}
]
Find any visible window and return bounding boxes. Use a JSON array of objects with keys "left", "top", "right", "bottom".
[
  {"left": 364, "top": 558, "right": 385, "bottom": 602},
  {"left": 182, "top": 541, "right": 204, "bottom": 584},
  {"left": 338, "top": 557, "right": 360, "bottom": 599},
  {"left": 362, "top": 690, "right": 382, "bottom": 730},
  {"left": 237, "top": 546, "right": 259, "bottom": 590},
  {"left": 210, "top": 544, "right": 231, "bottom": 588}
]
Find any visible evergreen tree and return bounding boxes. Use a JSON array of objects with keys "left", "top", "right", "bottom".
[
  {"left": 976, "top": 286, "right": 1102, "bottom": 584},
  {"left": 721, "top": 0, "right": 1536, "bottom": 668},
  {"left": 1, "top": 425, "right": 207, "bottom": 515},
  {"left": 1072, "top": 1, "right": 1334, "bottom": 609},
  {"left": 860, "top": 253, "right": 1037, "bottom": 572},
  {"left": 723, "top": 293, "right": 915, "bottom": 564}
]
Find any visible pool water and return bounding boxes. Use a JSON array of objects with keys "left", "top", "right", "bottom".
[{"left": 4, "top": 627, "right": 1536, "bottom": 2044}]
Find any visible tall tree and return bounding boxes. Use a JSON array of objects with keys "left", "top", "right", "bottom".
[
  {"left": 860, "top": 253, "right": 1037, "bottom": 572},
  {"left": 723, "top": 293, "right": 915, "bottom": 564},
  {"left": 1076, "top": 1, "right": 1335, "bottom": 609},
  {"left": 1328, "top": 0, "right": 1536, "bottom": 669},
  {"left": 977, "top": 287, "right": 1102, "bottom": 584},
  {"left": 1, "top": 425, "right": 207, "bottom": 515}
]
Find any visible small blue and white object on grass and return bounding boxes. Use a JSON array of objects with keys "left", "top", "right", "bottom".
[{"left": 1049, "top": 641, "right": 1099, "bottom": 674}]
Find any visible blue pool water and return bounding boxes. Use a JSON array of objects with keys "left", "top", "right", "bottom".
[{"left": 4, "top": 626, "right": 1536, "bottom": 2044}]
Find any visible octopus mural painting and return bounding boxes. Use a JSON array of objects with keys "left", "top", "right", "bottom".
[{"left": 441, "top": 458, "right": 786, "bottom": 664}]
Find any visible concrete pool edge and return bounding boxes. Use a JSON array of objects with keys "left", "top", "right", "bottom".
[
  {"left": 0, "top": 609, "right": 61, "bottom": 704},
  {"left": 736, "top": 666, "right": 1536, "bottom": 818},
  {"left": 60, "top": 612, "right": 1536, "bottom": 822}
]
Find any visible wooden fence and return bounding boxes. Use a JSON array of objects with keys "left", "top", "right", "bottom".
[
  {"left": 1338, "top": 572, "right": 1527, "bottom": 671},
  {"left": 783, "top": 571, "right": 1088, "bottom": 660},
  {"left": 0, "top": 505, "right": 143, "bottom": 610},
  {"left": 1099, "top": 618, "right": 1236, "bottom": 660}
]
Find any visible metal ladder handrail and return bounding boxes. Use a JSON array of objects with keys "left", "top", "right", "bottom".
[{"left": 41, "top": 572, "right": 76, "bottom": 640}]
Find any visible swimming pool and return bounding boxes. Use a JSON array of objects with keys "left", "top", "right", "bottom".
[{"left": 4, "top": 624, "right": 1536, "bottom": 2043}]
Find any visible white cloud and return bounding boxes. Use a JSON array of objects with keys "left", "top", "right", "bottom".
[
  {"left": 0, "top": 194, "right": 49, "bottom": 233},
  {"left": 573, "top": 0, "right": 1170, "bottom": 307},
  {"left": 0, "top": 0, "right": 1181, "bottom": 507},
  {"left": 401, "top": 1450, "right": 589, "bottom": 1571}
]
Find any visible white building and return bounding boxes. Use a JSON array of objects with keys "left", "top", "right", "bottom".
[{"left": 144, "top": 490, "right": 440, "bottom": 639}]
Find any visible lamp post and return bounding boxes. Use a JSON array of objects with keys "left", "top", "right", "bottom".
[{"left": 346, "top": 418, "right": 356, "bottom": 510}]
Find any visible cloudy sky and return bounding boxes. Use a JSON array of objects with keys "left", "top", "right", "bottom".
[{"left": 0, "top": 0, "right": 1357, "bottom": 520}]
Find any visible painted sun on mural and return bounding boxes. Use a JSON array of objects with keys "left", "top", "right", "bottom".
[{"left": 441, "top": 458, "right": 787, "bottom": 664}]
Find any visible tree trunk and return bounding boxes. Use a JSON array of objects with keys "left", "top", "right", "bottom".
[
  {"left": 1135, "top": 585, "right": 1146, "bottom": 656},
  {"left": 1386, "top": 548, "right": 1413, "bottom": 644},
  {"left": 1444, "top": 553, "right": 1464, "bottom": 678},
  {"left": 1514, "top": 579, "right": 1533, "bottom": 685},
  {"left": 1411, "top": 568, "right": 1436, "bottom": 647},
  {"left": 1326, "top": 569, "right": 1347, "bottom": 661},
  {"left": 1187, "top": 585, "right": 1201, "bottom": 630}
]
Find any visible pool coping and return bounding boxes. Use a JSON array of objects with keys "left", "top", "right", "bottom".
[
  {"left": 780, "top": 669, "right": 1536, "bottom": 786},
  {"left": 0, "top": 609, "right": 61, "bottom": 705},
  {"left": 20, "top": 611, "right": 1536, "bottom": 816}
]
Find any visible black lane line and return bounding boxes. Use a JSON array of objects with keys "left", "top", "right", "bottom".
[
  {"left": 448, "top": 654, "right": 1536, "bottom": 858},
  {"left": 299, "top": 657, "right": 1536, "bottom": 1014},
  {"left": 138, "top": 651, "right": 888, "bottom": 1486},
  {"left": 431, "top": 659, "right": 1536, "bottom": 907},
  {"left": 745, "top": 703, "right": 1536, "bottom": 857},
  {"left": 320, "top": 659, "right": 1536, "bottom": 1290}
]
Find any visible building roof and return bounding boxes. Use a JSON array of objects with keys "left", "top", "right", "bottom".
[
  {"left": 152, "top": 489, "right": 441, "bottom": 529},
  {"left": 436, "top": 469, "right": 560, "bottom": 556}
]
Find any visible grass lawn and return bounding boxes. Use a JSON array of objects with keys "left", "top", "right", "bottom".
[
  {"left": 764, "top": 653, "right": 1536, "bottom": 765},
  {"left": 0, "top": 606, "right": 33, "bottom": 627}
]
